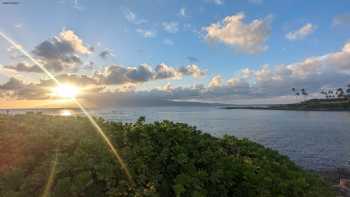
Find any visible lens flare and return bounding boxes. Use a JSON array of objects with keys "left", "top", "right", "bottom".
[
  {"left": 60, "top": 109, "right": 73, "bottom": 116},
  {"left": 41, "top": 151, "right": 58, "bottom": 197},
  {"left": 0, "top": 32, "right": 134, "bottom": 187}
]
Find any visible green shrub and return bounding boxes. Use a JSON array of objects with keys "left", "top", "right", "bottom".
[{"left": 0, "top": 114, "right": 334, "bottom": 196}]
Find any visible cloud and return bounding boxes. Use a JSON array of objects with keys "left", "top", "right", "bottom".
[
  {"left": 34, "top": 29, "right": 91, "bottom": 56},
  {"left": 126, "top": 64, "right": 154, "bottom": 82},
  {"left": 222, "top": 41, "right": 350, "bottom": 97},
  {"left": 95, "top": 63, "right": 206, "bottom": 85},
  {"left": 0, "top": 77, "right": 26, "bottom": 90},
  {"left": 72, "top": 0, "right": 85, "bottom": 11},
  {"left": 99, "top": 49, "right": 113, "bottom": 59},
  {"left": 136, "top": 28, "right": 156, "bottom": 38},
  {"left": 0, "top": 78, "right": 48, "bottom": 99},
  {"left": 0, "top": 62, "right": 207, "bottom": 100},
  {"left": 208, "top": 0, "right": 224, "bottom": 5},
  {"left": 0, "top": 72, "right": 101, "bottom": 100},
  {"left": 6, "top": 30, "right": 92, "bottom": 73},
  {"left": 4, "top": 62, "right": 42, "bottom": 73},
  {"left": 161, "top": 83, "right": 173, "bottom": 92},
  {"left": 209, "top": 75, "right": 222, "bottom": 87},
  {"left": 154, "top": 64, "right": 180, "bottom": 79},
  {"left": 163, "top": 38, "right": 174, "bottom": 46},
  {"left": 208, "top": 0, "right": 263, "bottom": 5},
  {"left": 3, "top": 36, "right": 350, "bottom": 105},
  {"left": 3, "top": 38, "right": 350, "bottom": 104},
  {"left": 186, "top": 56, "right": 200, "bottom": 63},
  {"left": 19, "top": 29, "right": 93, "bottom": 73},
  {"left": 177, "top": 64, "right": 206, "bottom": 78},
  {"left": 248, "top": 0, "right": 263, "bottom": 4},
  {"left": 162, "top": 21, "right": 179, "bottom": 33},
  {"left": 333, "top": 13, "right": 350, "bottom": 27},
  {"left": 178, "top": 8, "right": 187, "bottom": 17},
  {"left": 39, "top": 74, "right": 98, "bottom": 87},
  {"left": 14, "top": 24, "right": 23, "bottom": 29},
  {"left": 85, "top": 40, "right": 350, "bottom": 105},
  {"left": 286, "top": 23, "right": 316, "bottom": 41},
  {"left": 122, "top": 8, "right": 147, "bottom": 25},
  {"left": 204, "top": 12, "right": 271, "bottom": 53}
]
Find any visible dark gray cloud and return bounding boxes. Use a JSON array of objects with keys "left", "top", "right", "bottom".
[
  {"left": 32, "top": 30, "right": 91, "bottom": 72},
  {"left": 4, "top": 62, "right": 42, "bottom": 73},
  {"left": 6, "top": 30, "right": 92, "bottom": 73},
  {"left": 95, "top": 64, "right": 155, "bottom": 85},
  {"left": 0, "top": 78, "right": 48, "bottom": 99},
  {"left": 99, "top": 50, "right": 112, "bottom": 59},
  {"left": 126, "top": 64, "right": 154, "bottom": 82},
  {"left": 96, "top": 64, "right": 206, "bottom": 85},
  {"left": 186, "top": 56, "right": 199, "bottom": 63},
  {"left": 39, "top": 74, "right": 98, "bottom": 87},
  {"left": 333, "top": 13, "right": 350, "bottom": 27},
  {"left": 0, "top": 77, "right": 26, "bottom": 90},
  {"left": 96, "top": 65, "right": 129, "bottom": 85}
]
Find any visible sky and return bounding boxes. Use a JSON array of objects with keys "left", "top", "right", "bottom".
[{"left": 0, "top": 0, "right": 350, "bottom": 108}]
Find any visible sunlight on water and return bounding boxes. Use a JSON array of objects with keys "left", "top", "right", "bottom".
[{"left": 60, "top": 109, "right": 73, "bottom": 116}]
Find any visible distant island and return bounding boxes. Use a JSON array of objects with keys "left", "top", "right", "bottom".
[{"left": 224, "top": 97, "right": 350, "bottom": 111}]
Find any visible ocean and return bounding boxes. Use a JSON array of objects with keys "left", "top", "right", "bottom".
[{"left": 2, "top": 106, "right": 350, "bottom": 170}]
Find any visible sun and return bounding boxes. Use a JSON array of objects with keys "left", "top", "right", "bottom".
[{"left": 52, "top": 84, "right": 79, "bottom": 99}]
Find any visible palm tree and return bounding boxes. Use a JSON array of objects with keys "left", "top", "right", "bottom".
[
  {"left": 336, "top": 88, "right": 345, "bottom": 98},
  {"left": 292, "top": 88, "right": 298, "bottom": 101},
  {"left": 301, "top": 88, "right": 308, "bottom": 101},
  {"left": 320, "top": 89, "right": 328, "bottom": 99},
  {"left": 328, "top": 90, "right": 334, "bottom": 99}
]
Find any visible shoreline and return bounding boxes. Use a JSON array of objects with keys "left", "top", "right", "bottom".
[
  {"left": 222, "top": 106, "right": 350, "bottom": 112},
  {"left": 223, "top": 98, "right": 350, "bottom": 112}
]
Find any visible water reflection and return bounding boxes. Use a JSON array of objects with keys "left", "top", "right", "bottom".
[
  {"left": 1, "top": 106, "right": 350, "bottom": 170},
  {"left": 60, "top": 109, "right": 72, "bottom": 116}
]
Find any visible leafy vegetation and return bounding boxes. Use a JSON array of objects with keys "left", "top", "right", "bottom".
[{"left": 0, "top": 113, "right": 334, "bottom": 196}]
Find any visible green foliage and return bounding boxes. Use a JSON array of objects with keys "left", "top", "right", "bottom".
[{"left": 0, "top": 113, "right": 335, "bottom": 196}]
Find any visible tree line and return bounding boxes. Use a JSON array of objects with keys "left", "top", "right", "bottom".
[{"left": 292, "top": 84, "right": 350, "bottom": 100}]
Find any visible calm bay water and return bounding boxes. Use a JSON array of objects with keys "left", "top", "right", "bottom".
[{"left": 2, "top": 106, "right": 350, "bottom": 170}]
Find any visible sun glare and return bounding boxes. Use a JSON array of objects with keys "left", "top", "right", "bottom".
[
  {"left": 53, "top": 84, "right": 79, "bottom": 99},
  {"left": 60, "top": 110, "right": 73, "bottom": 116}
]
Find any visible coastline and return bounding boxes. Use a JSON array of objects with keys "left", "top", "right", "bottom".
[{"left": 223, "top": 98, "right": 350, "bottom": 112}]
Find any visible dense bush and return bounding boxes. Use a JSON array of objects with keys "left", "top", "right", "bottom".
[{"left": 0, "top": 113, "right": 334, "bottom": 196}]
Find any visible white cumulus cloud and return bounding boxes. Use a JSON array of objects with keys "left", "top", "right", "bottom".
[
  {"left": 204, "top": 12, "right": 271, "bottom": 53},
  {"left": 209, "top": 75, "right": 222, "bottom": 87}
]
